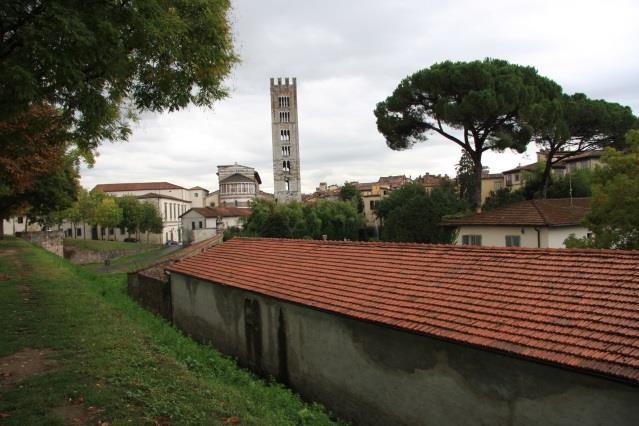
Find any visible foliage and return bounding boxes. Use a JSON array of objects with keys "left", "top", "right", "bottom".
[
  {"left": 571, "top": 130, "right": 639, "bottom": 249},
  {"left": 374, "top": 58, "right": 561, "bottom": 207},
  {"left": 0, "top": 238, "right": 341, "bottom": 425},
  {"left": 243, "top": 199, "right": 364, "bottom": 241},
  {"left": 339, "top": 182, "right": 364, "bottom": 213},
  {"left": 139, "top": 202, "right": 164, "bottom": 243},
  {"left": 1, "top": 0, "right": 238, "bottom": 160},
  {"left": 483, "top": 188, "right": 526, "bottom": 211},
  {"left": 526, "top": 93, "right": 636, "bottom": 197},
  {"left": 117, "top": 195, "right": 144, "bottom": 237},
  {"left": 374, "top": 182, "right": 469, "bottom": 243},
  {"left": 93, "top": 198, "right": 122, "bottom": 239},
  {"left": 456, "top": 151, "right": 477, "bottom": 204},
  {"left": 520, "top": 164, "right": 593, "bottom": 200},
  {"left": 0, "top": 104, "right": 72, "bottom": 222}
]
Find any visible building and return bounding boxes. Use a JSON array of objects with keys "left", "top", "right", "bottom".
[
  {"left": 167, "top": 238, "right": 639, "bottom": 425},
  {"left": 2, "top": 215, "right": 42, "bottom": 237},
  {"left": 180, "top": 206, "right": 252, "bottom": 244},
  {"left": 271, "top": 77, "right": 302, "bottom": 203},
  {"left": 213, "top": 164, "right": 262, "bottom": 208},
  {"left": 480, "top": 172, "right": 504, "bottom": 205},
  {"left": 442, "top": 198, "right": 591, "bottom": 248},
  {"left": 188, "top": 186, "right": 209, "bottom": 208}
]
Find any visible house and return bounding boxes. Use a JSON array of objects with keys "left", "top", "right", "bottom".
[
  {"left": 180, "top": 206, "right": 251, "bottom": 244},
  {"left": 442, "top": 198, "right": 591, "bottom": 248},
  {"left": 213, "top": 164, "right": 262, "bottom": 208},
  {"left": 167, "top": 238, "right": 639, "bottom": 425},
  {"left": 480, "top": 172, "right": 504, "bottom": 204}
]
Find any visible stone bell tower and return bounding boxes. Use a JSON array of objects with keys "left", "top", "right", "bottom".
[{"left": 270, "top": 77, "right": 302, "bottom": 203}]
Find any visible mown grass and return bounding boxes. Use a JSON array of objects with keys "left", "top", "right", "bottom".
[
  {"left": 64, "top": 238, "right": 160, "bottom": 253},
  {"left": 0, "top": 238, "right": 343, "bottom": 425}
]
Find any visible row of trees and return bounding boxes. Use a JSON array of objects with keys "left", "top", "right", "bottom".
[
  {"left": 60, "top": 191, "right": 163, "bottom": 242},
  {"left": 375, "top": 59, "right": 637, "bottom": 208}
]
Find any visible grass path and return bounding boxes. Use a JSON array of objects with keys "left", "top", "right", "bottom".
[{"left": 0, "top": 238, "right": 341, "bottom": 425}]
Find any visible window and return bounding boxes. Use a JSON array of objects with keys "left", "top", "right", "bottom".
[
  {"left": 279, "top": 111, "right": 289, "bottom": 122},
  {"left": 505, "top": 235, "right": 521, "bottom": 247},
  {"left": 285, "top": 180, "right": 290, "bottom": 192},
  {"left": 109, "top": 228, "right": 114, "bottom": 235},
  {"left": 191, "top": 221, "right": 195, "bottom": 230},
  {"left": 514, "top": 174, "right": 520, "bottom": 182},
  {"left": 495, "top": 181, "right": 502, "bottom": 190},
  {"left": 278, "top": 96, "right": 290, "bottom": 108},
  {"left": 198, "top": 221, "right": 203, "bottom": 229},
  {"left": 194, "top": 193, "right": 198, "bottom": 197},
  {"left": 280, "top": 129, "right": 290, "bottom": 141},
  {"left": 234, "top": 200, "right": 238, "bottom": 206},
  {"left": 505, "top": 175, "right": 512, "bottom": 185},
  {"left": 461, "top": 235, "right": 482, "bottom": 246},
  {"left": 17, "top": 216, "right": 23, "bottom": 224},
  {"left": 281, "top": 145, "right": 290, "bottom": 156},
  {"left": 283, "top": 161, "right": 290, "bottom": 172},
  {"left": 76, "top": 228, "right": 82, "bottom": 237}
]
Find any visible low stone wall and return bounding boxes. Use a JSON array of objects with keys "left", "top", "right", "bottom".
[
  {"left": 62, "top": 246, "right": 132, "bottom": 264},
  {"left": 18, "top": 231, "right": 64, "bottom": 257},
  {"left": 127, "top": 272, "right": 172, "bottom": 321}
]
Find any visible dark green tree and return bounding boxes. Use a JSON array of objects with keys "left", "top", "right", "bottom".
[
  {"left": 339, "top": 182, "right": 364, "bottom": 213},
  {"left": 483, "top": 188, "right": 525, "bottom": 211},
  {"left": 117, "top": 195, "right": 143, "bottom": 238},
  {"left": 566, "top": 130, "right": 639, "bottom": 249},
  {"left": 374, "top": 182, "right": 468, "bottom": 243},
  {"left": 260, "top": 212, "right": 291, "bottom": 238},
  {"left": 1, "top": 0, "right": 237, "bottom": 160},
  {"left": 139, "top": 202, "right": 163, "bottom": 243},
  {"left": 526, "top": 93, "right": 636, "bottom": 198},
  {"left": 456, "top": 151, "right": 477, "bottom": 204},
  {"left": 374, "top": 59, "right": 561, "bottom": 208}
]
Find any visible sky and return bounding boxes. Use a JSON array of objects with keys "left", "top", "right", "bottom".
[{"left": 80, "top": 0, "right": 639, "bottom": 194}]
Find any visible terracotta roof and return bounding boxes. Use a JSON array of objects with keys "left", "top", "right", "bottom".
[
  {"left": 94, "top": 182, "right": 184, "bottom": 192},
  {"left": 443, "top": 198, "right": 590, "bottom": 227},
  {"left": 190, "top": 186, "right": 209, "bottom": 191},
  {"left": 182, "top": 206, "right": 252, "bottom": 218},
  {"left": 137, "top": 193, "right": 191, "bottom": 203},
  {"left": 168, "top": 238, "right": 639, "bottom": 384}
]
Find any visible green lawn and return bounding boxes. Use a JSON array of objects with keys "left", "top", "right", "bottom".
[
  {"left": 64, "top": 238, "right": 160, "bottom": 253},
  {"left": 0, "top": 238, "right": 342, "bottom": 425}
]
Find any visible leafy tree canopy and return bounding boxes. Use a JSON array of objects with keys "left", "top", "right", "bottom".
[
  {"left": 339, "top": 182, "right": 364, "bottom": 213},
  {"left": 526, "top": 93, "right": 636, "bottom": 197},
  {"left": 566, "top": 130, "right": 639, "bottom": 249},
  {"left": 374, "top": 182, "right": 469, "bottom": 243},
  {"left": 374, "top": 58, "right": 561, "bottom": 207},
  {"left": 1, "top": 0, "right": 237, "bottom": 160}
]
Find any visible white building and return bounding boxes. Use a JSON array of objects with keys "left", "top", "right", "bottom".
[
  {"left": 181, "top": 206, "right": 252, "bottom": 244},
  {"left": 442, "top": 198, "right": 591, "bottom": 248}
]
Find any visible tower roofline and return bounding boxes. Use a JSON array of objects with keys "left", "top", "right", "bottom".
[{"left": 270, "top": 77, "right": 296, "bottom": 87}]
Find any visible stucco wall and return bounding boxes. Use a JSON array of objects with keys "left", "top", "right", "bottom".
[
  {"left": 456, "top": 226, "right": 540, "bottom": 248},
  {"left": 171, "top": 273, "right": 639, "bottom": 426},
  {"left": 547, "top": 226, "right": 589, "bottom": 248}
]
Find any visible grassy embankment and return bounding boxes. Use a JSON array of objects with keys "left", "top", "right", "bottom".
[
  {"left": 0, "top": 238, "right": 342, "bottom": 425},
  {"left": 63, "top": 238, "right": 160, "bottom": 253}
]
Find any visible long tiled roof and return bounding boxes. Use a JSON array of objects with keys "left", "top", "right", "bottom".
[
  {"left": 182, "top": 206, "right": 251, "bottom": 218},
  {"left": 168, "top": 238, "right": 639, "bottom": 384},
  {"left": 443, "top": 198, "right": 590, "bottom": 227},
  {"left": 94, "top": 182, "right": 185, "bottom": 192}
]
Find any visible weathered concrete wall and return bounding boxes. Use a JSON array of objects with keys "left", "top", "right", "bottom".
[
  {"left": 63, "top": 247, "right": 132, "bottom": 264},
  {"left": 127, "top": 272, "right": 172, "bottom": 321},
  {"left": 171, "top": 273, "right": 639, "bottom": 426},
  {"left": 18, "top": 231, "right": 63, "bottom": 257}
]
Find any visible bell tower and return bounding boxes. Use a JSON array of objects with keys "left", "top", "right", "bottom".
[{"left": 270, "top": 77, "right": 302, "bottom": 203}]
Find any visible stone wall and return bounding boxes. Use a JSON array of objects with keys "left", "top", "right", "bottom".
[
  {"left": 63, "top": 246, "right": 132, "bottom": 264},
  {"left": 171, "top": 273, "right": 639, "bottom": 426},
  {"left": 18, "top": 231, "right": 64, "bottom": 257},
  {"left": 127, "top": 272, "right": 172, "bottom": 321}
]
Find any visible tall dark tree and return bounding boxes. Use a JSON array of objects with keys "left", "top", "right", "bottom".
[
  {"left": 456, "top": 151, "right": 477, "bottom": 204},
  {"left": 339, "top": 182, "right": 364, "bottom": 213},
  {"left": 1, "top": 0, "right": 237, "bottom": 161},
  {"left": 527, "top": 93, "right": 636, "bottom": 198},
  {"left": 374, "top": 59, "right": 561, "bottom": 208}
]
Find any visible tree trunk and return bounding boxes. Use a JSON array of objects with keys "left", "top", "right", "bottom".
[
  {"left": 540, "top": 152, "right": 555, "bottom": 199},
  {"left": 83, "top": 223, "right": 86, "bottom": 240}
]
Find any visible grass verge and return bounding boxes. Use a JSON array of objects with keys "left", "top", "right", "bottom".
[{"left": 0, "top": 238, "right": 342, "bottom": 425}]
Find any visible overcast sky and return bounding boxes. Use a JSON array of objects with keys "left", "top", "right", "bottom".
[{"left": 80, "top": 0, "right": 639, "bottom": 194}]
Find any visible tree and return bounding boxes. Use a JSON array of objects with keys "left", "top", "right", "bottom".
[
  {"left": 374, "top": 182, "right": 468, "bottom": 243},
  {"left": 483, "top": 188, "right": 526, "bottom": 211},
  {"left": 139, "top": 202, "right": 163, "bottom": 243},
  {"left": 117, "top": 195, "right": 143, "bottom": 238},
  {"left": 0, "top": 104, "right": 70, "bottom": 224},
  {"left": 260, "top": 212, "right": 291, "bottom": 238},
  {"left": 456, "top": 151, "right": 477, "bottom": 204},
  {"left": 339, "top": 182, "right": 364, "bottom": 213},
  {"left": 568, "top": 130, "right": 639, "bottom": 249},
  {"left": 94, "top": 198, "right": 122, "bottom": 240},
  {"left": 526, "top": 93, "right": 636, "bottom": 198},
  {"left": 1, "top": 0, "right": 237, "bottom": 160},
  {"left": 374, "top": 59, "right": 561, "bottom": 208}
]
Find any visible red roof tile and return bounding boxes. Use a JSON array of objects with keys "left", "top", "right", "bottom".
[
  {"left": 167, "top": 238, "right": 639, "bottom": 384},
  {"left": 94, "top": 182, "right": 184, "bottom": 192},
  {"left": 443, "top": 198, "right": 591, "bottom": 227}
]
